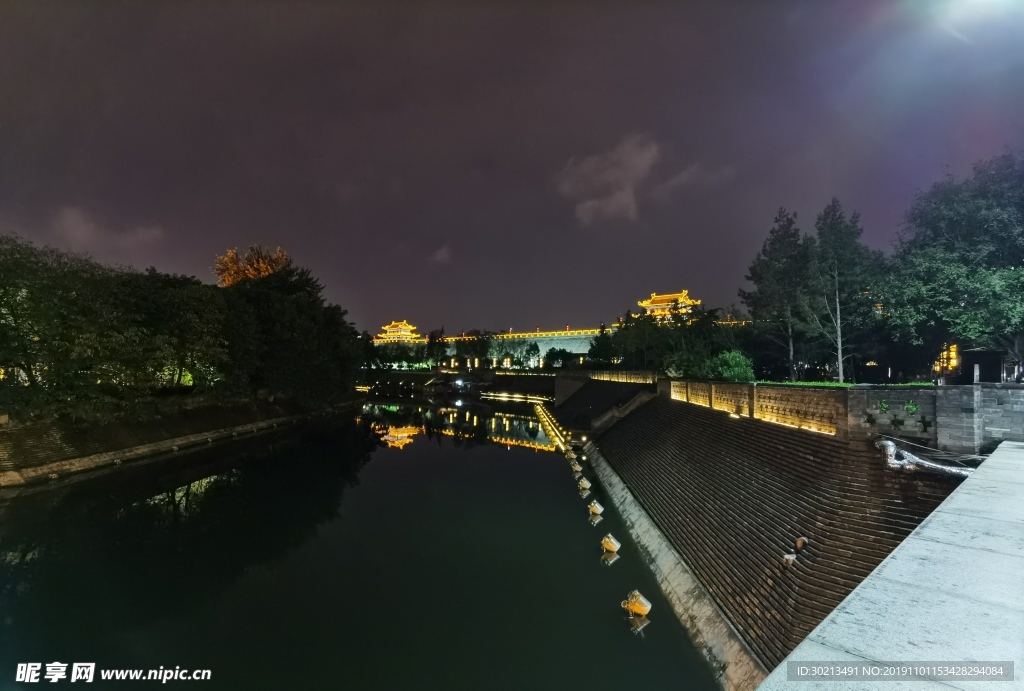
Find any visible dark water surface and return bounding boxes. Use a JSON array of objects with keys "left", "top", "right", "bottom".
[{"left": 0, "top": 405, "right": 718, "bottom": 690}]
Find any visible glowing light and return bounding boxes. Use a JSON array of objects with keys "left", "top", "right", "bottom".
[{"left": 638, "top": 290, "right": 701, "bottom": 318}]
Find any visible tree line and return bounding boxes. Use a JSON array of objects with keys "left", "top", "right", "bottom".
[
  {"left": 0, "top": 242, "right": 361, "bottom": 420},
  {"left": 600, "top": 151, "right": 1024, "bottom": 383}
]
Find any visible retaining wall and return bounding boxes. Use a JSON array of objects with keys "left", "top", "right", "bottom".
[
  {"left": 586, "top": 440, "right": 766, "bottom": 691},
  {"left": 667, "top": 380, "right": 1024, "bottom": 454},
  {"left": 590, "top": 396, "right": 963, "bottom": 671}
]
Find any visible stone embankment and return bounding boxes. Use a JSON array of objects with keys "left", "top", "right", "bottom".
[
  {"left": 0, "top": 415, "right": 302, "bottom": 489},
  {"left": 551, "top": 379, "right": 967, "bottom": 690},
  {"left": 0, "top": 400, "right": 358, "bottom": 490}
]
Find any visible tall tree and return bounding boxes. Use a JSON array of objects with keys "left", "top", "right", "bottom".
[
  {"left": 739, "top": 208, "right": 811, "bottom": 381},
  {"left": 884, "top": 152, "right": 1024, "bottom": 365},
  {"left": 806, "top": 198, "right": 883, "bottom": 382},
  {"left": 588, "top": 324, "right": 616, "bottom": 366},
  {"left": 214, "top": 246, "right": 291, "bottom": 287}
]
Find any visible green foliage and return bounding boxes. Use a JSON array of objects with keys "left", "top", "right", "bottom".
[
  {"left": 543, "top": 347, "right": 575, "bottom": 368},
  {"left": 704, "top": 350, "right": 756, "bottom": 382},
  {"left": 806, "top": 198, "right": 885, "bottom": 382},
  {"left": 0, "top": 235, "right": 360, "bottom": 420},
  {"left": 424, "top": 331, "right": 448, "bottom": 367},
  {"left": 662, "top": 307, "right": 738, "bottom": 377},
  {"left": 904, "top": 400, "right": 920, "bottom": 414},
  {"left": 489, "top": 338, "right": 540, "bottom": 368},
  {"left": 739, "top": 208, "right": 812, "bottom": 381},
  {"left": 883, "top": 152, "right": 1024, "bottom": 362},
  {"left": 587, "top": 324, "right": 615, "bottom": 366},
  {"left": 612, "top": 310, "right": 670, "bottom": 370}
]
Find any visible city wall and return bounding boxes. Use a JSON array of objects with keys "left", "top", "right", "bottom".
[
  {"left": 552, "top": 381, "right": 967, "bottom": 687},
  {"left": 575, "top": 372, "right": 1024, "bottom": 454}
]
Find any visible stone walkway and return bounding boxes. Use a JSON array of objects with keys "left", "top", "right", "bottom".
[{"left": 758, "top": 441, "right": 1024, "bottom": 690}]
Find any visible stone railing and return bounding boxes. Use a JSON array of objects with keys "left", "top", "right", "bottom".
[
  {"left": 587, "top": 370, "right": 658, "bottom": 384},
  {"left": 664, "top": 380, "right": 1024, "bottom": 452},
  {"left": 669, "top": 380, "right": 844, "bottom": 436}
]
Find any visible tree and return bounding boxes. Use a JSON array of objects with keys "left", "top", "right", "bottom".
[
  {"left": 221, "top": 265, "right": 359, "bottom": 400},
  {"left": 523, "top": 341, "right": 540, "bottom": 368},
  {"left": 543, "top": 347, "right": 574, "bottom": 368},
  {"left": 662, "top": 307, "right": 737, "bottom": 378},
  {"left": 806, "top": 198, "right": 883, "bottom": 382},
  {"left": 588, "top": 324, "right": 616, "bottom": 366},
  {"left": 214, "top": 246, "right": 291, "bottom": 287},
  {"left": 612, "top": 310, "right": 669, "bottom": 370},
  {"left": 884, "top": 152, "right": 1024, "bottom": 364},
  {"left": 424, "top": 330, "right": 448, "bottom": 367},
  {"left": 704, "top": 350, "right": 755, "bottom": 382},
  {"left": 739, "top": 208, "right": 812, "bottom": 381}
]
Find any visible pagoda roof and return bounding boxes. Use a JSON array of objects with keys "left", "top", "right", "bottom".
[
  {"left": 638, "top": 290, "right": 701, "bottom": 307},
  {"left": 381, "top": 320, "right": 417, "bottom": 331}
]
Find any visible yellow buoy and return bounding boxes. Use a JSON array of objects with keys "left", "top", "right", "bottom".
[
  {"left": 588, "top": 500, "right": 604, "bottom": 515},
  {"left": 621, "top": 590, "right": 652, "bottom": 617},
  {"left": 601, "top": 534, "right": 621, "bottom": 552}
]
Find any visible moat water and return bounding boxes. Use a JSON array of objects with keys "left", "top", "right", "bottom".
[{"left": 0, "top": 402, "right": 718, "bottom": 690}]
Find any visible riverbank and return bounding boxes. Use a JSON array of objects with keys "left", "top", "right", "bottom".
[
  {"left": 585, "top": 440, "right": 766, "bottom": 691},
  {"left": 548, "top": 376, "right": 965, "bottom": 688},
  {"left": 0, "top": 400, "right": 360, "bottom": 491}
]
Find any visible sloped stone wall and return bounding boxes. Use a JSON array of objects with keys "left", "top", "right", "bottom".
[{"left": 593, "top": 396, "right": 962, "bottom": 670}]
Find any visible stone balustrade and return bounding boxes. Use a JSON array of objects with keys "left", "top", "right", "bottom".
[{"left": 663, "top": 379, "right": 1024, "bottom": 453}]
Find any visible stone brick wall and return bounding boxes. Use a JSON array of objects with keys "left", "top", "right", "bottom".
[
  {"left": 587, "top": 370, "right": 657, "bottom": 384},
  {"left": 553, "top": 373, "right": 589, "bottom": 406},
  {"left": 936, "top": 387, "right": 984, "bottom": 454},
  {"left": 848, "top": 388, "right": 937, "bottom": 445},
  {"left": 670, "top": 380, "right": 688, "bottom": 402},
  {"left": 979, "top": 384, "right": 1024, "bottom": 447},
  {"left": 712, "top": 383, "right": 751, "bottom": 417},
  {"left": 753, "top": 386, "right": 844, "bottom": 436},
  {"left": 594, "top": 397, "right": 962, "bottom": 670},
  {"left": 689, "top": 381, "right": 711, "bottom": 407}
]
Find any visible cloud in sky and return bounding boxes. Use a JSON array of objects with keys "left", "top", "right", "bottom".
[
  {"left": 556, "top": 133, "right": 660, "bottom": 224},
  {"left": 53, "top": 206, "right": 163, "bottom": 254},
  {"left": 650, "top": 163, "right": 736, "bottom": 200},
  {"left": 429, "top": 245, "right": 452, "bottom": 264}
]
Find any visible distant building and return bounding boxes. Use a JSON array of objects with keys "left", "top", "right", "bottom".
[
  {"left": 374, "top": 320, "right": 426, "bottom": 344},
  {"left": 637, "top": 290, "right": 701, "bottom": 318}
]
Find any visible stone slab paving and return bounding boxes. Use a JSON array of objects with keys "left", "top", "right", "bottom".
[{"left": 759, "top": 441, "right": 1024, "bottom": 690}]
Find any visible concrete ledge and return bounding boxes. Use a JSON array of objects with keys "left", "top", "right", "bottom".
[
  {"left": 585, "top": 440, "right": 767, "bottom": 691},
  {"left": 0, "top": 414, "right": 304, "bottom": 489},
  {"left": 758, "top": 440, "right": 1024, "bottom": 690}
]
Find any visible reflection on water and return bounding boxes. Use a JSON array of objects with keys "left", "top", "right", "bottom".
[
  {"left": 360, "top": 399, "right": 556, "bottom": 452},
  {"left": 0, "top": 404, "right": 718, "bottom": 691},
  {"left": 0, "top": 420, "right": 378, "bottom": 666}
]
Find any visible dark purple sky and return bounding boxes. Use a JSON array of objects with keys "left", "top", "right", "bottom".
[{"left": 2, "top": 1, "right": 1023, "bottom": 335}]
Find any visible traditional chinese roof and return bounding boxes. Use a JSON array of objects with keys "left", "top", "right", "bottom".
[
  {"left": 381, "top": 320, "right": 417, "bottom": 333},
  {"left": 638, "top": 290, "right": 701, "bottom": 312}
]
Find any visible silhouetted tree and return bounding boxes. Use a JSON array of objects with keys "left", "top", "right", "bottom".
[
  {"left": 739, "top": 208, "right": 812, "bottom": 381},
  {"left": 213, "top": 246, "right": 291, "bottom": 287}
]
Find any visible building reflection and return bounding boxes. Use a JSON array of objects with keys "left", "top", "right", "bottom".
[{"left": 361, "top": 401, "right": 557, "bottom": 453}]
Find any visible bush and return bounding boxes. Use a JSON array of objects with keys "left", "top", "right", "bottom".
[{"left": 705, "top": 350, "right": 756, "bottom": 382}]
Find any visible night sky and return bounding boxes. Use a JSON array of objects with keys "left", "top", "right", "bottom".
[{"left": 2, "top": 1, "right": 1023, "bottom": 335}]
